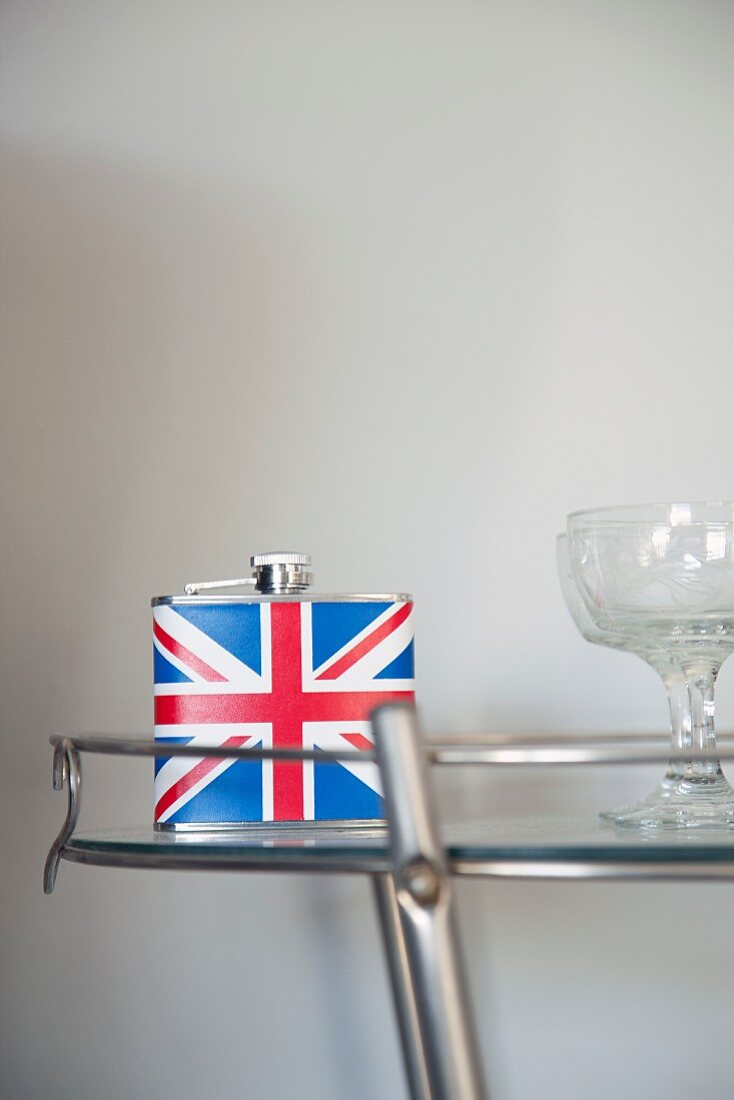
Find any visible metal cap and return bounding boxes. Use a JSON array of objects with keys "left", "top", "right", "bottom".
[
  {"left": 250, "top": 551, "right": 313, "bottom": 593},
  {"left": 250, "top": 552, "right": 311, "bottom": 568}
]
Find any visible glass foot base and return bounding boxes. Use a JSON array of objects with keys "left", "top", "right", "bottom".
[
  {"left": 602, "top": 773, "right": 734, "bottom": 830},
  {"left": 599, "top": 770, "right": 684, "bottom": 823}
]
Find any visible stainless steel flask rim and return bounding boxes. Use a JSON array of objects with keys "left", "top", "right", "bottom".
[
  {"left": 152, "top": 550, "right": 411, "bottom": 605},
  {"left": 153, "top": 593, "right": 412, "bottom": 606}
]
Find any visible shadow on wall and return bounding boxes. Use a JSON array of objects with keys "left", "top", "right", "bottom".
[
  {"left": 1, "top": 143, "right": 400, "bottom": 1100},
  {"left": 0, "top": 140, "right": 319, "bottom": 736}
]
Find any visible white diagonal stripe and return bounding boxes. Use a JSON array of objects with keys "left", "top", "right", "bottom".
[
  {"left": 154, "top": 724, "right": 270, "bottom": 823},
  {"left": 303, "top": 722, "right": 382, "bottom": 797},
  {"left": 310, "top": 603, "right": 408, "bottom": 679},
  {"left": 154, "top": 605, "right": 264, "bottom": 688},
  {"left": 153, "top": 634, "right": 206, "bottom": 683},
  {"left": 330, "top": 610, "right": 413, "bottom": 685},
  {"left": 304, "top": 603, "right": 414, "bottom": 692}
]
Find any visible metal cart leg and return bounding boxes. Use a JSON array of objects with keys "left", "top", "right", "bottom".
[
  {"left": 373, "top": 873, "right": 433, "bottom": 1100},
  {"left": 371, "top": 703, "right": 487, "bottom": 1100}
]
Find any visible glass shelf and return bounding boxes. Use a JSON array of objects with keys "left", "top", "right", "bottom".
[
  {"left": 47, "top": 734, "right": 734, "bottom": 885},
  {"left": 61, "top": 818, "right": 734, "bottom": 880}
]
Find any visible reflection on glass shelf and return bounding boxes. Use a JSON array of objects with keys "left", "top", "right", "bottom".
[{"left": 65, "top": 818, "right": 734, "bottom": 868}]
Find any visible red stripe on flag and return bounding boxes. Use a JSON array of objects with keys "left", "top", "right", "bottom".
[
  {"left": 154, "top": 735, "right": 250, "bottom": 821},
  {"left": 270, "top": 603, "right": 305, "bottom": 821},
  {"left": 154, "top": 619, "right": 227, "bottom": 683},
  {"left": 340, "top": 732, "right": 374, "bottom": 752},
  {"left": 315, "top": 602, "right": 412, "bottom": 681},
  {"left": 154, "top": 689, "right": 415, "bottom": 726}
]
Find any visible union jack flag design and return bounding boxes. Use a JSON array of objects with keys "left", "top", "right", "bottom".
[{"left": 153, "top": 599, "right": 415, "bottom": 825}]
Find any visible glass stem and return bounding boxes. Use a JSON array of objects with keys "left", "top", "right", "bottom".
[
  {"left": 659, "top": 669, "right": 690, "bottom": 754},
  {"left": 682, "top": 662, "right": 722, "bottom": 781}
]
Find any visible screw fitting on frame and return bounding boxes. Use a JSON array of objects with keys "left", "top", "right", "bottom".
[{"left": 401, "top": 858, "right": 442, "bottom": 907}]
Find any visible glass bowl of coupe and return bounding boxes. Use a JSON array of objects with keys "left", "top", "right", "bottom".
[
  {"left": 565, "top": 503, "right": 734, "bottom": 829},
  {"left": 557, "top": 532, "right": 690, "bottom": 821}
]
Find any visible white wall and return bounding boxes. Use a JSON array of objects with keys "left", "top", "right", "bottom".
[{"left": 2, "top": 2, "right": 734, "bottom": 1097}]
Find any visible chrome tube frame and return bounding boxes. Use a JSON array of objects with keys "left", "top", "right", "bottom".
[
  {"left": 43, "top": 738, "right": 81, "bottom": 895},
  {"left": 372, "top": 703, "right": 486, "bottom": 1100},
  {"left": 47, "top": 733, "right": 376, "bottom": 763},
  {"left": 372, "top": 874, "right": 433, "bottom": 1100},
  {"left": 48, "top": 731, "right": 734, "bottom": 766},
  {"left": 44, "top": 724, "right": 734, "bottom": 1098}
]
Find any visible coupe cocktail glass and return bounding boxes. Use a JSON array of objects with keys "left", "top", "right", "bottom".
[
  {"left": 557, "top": 534, "right": 691, "bottom": 819},
  {"left": 567, "top": 503, "right": 734, "bottom": 829}
]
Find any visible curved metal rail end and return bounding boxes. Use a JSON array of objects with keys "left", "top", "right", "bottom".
[{"left": 44, "top": 739, "right": 81, "bottom": 895}]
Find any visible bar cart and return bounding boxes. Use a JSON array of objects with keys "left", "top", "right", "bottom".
[{"left": 44, "top": 705, "right": 734, "bottom": 1100}]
